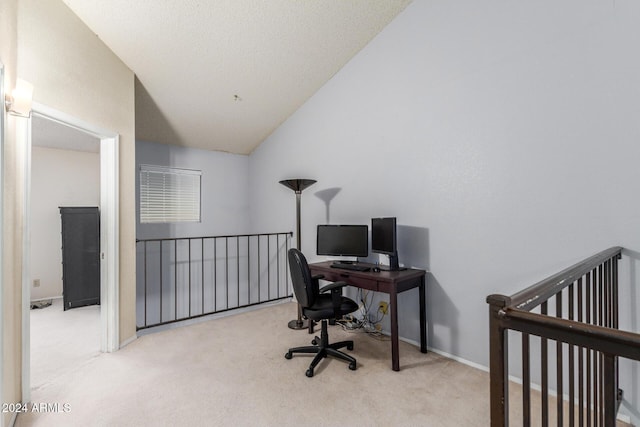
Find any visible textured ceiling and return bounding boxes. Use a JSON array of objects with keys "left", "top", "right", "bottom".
[{"left": 61, "top": 0, "right": 412, "bottom": 154}]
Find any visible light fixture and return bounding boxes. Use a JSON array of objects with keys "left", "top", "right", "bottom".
[
  {"left": 280, "top": 178, "right": 317, "bottom": 330},
  {"left": 4, "top": 79, "right": 34, "bottom": 117}
]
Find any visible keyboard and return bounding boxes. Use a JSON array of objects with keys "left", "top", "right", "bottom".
[{"left": 330, "top": 263, "right": 370, "bottom": 272}]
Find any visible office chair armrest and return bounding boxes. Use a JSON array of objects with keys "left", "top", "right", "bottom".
[
  {"left": 320, "top": 281, "right": 349, "bottom": 312},
  {"left": 318, "top": 281, "right": 348, "bottom": 294},
  {"left": 312, "top": 274, "right": 325, "bottom": 281}
]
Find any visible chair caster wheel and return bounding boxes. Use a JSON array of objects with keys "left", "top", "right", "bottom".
[
  {"left": 349, "top": 362, "right": 357, "bottom": 371},
  {"left": 347, "top": 344, "right": 353, "bottom": 351},
  {"left": 285, "top": 352, "right": 292, "bottom": 360},
  {"left": 311, "top": 340, "right": 318, "bottom": 346},
  {"left": 306, "top": 369, "right": 314, "bottom": 377}
]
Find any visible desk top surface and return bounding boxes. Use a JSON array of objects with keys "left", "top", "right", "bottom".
[{"left": 309, "top": 261, "right": 426, "bottom": 283}]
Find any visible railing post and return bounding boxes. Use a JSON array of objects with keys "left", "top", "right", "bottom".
[
  {"left": 603, "top": 353, "right": 617, "bottom": 427},
  {"left": 487, "top": 294, "right": 511, "bottom": 427}
]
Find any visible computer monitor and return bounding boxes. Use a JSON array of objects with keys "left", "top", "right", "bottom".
[
  {"left": 316, "top": 225, "right": 368, "bottom": 259},
  {"left": 371, "top": 217, "right": 400, "bottom": 270}
]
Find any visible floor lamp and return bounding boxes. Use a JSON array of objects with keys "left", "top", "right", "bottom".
[{"left": 280, "top": 178, "right": 316, "bottom": 330}]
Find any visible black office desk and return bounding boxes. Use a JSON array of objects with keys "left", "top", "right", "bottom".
[{"left": 308, "top": 261, "right": 427, "bottom": 371}]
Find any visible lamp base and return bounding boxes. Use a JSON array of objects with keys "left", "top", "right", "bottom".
[{"left": 288, "top": 318, "right": 310, "bottom": 330}]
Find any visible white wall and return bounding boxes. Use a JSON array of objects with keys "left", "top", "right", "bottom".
[
  {"left": 135, "top": 141, "right": 291, "bottom": 329},
  {"left": 18, "top": 0, "right": 136, "bottom": 345},
  {"left": 30, "top": 146, "right": 100, "bottom": 301},
  {"left": 1, "top": 1, "right": 20, "bottom": 420},
  {"left": 136, "top": 140, "right": 250, "bottom": 240},
  {"left": 249, "top": 0, "right": 640, "bottom": 420}
]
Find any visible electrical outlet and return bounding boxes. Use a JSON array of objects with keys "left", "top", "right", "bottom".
[
  {"left": 378, "top": 301, "right": 388, "bottom": 314},
  {"left": 33, "top": 279, "right": 40, "bottom": 288}
]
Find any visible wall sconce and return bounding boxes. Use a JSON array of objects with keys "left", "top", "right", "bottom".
[{"left": 4, "top": 79, "right": 34, "bottom": 117}]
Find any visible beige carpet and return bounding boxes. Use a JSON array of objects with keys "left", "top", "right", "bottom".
[
  {"left": 29, "top": 298, "right": 101, "bottom": 393},
  {"left": 18, "top": 301, "right": 492, "bottom": 426}
]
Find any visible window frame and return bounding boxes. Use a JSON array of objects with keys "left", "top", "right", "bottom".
[{"left": 139, "top": 164, "right": 202, "bottom": 224}]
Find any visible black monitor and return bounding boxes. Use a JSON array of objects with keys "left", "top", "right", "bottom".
[
  {"left": 371, "top": 217, "right": 400, "bottom": 270},
  {"left": 316, "top": 225, "right": 368, "bottom": 259}
]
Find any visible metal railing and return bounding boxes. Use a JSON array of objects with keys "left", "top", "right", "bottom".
[
  {"left": 487, "top": 247, "right": 639, "bottom": 426},
  {"left": 136, "top": 232, "right": 293, "bottom": 330}
]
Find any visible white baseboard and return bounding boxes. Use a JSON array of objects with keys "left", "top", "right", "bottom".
[{"left": 381, "top": 333, "right": 491, "bottom": 373}]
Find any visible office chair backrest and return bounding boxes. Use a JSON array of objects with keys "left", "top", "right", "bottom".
[{"left": 288, "top": 248, "right": 318, "bottom": 308}]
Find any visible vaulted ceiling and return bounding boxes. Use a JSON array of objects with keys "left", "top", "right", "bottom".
[{"left": 62, "top": 0, "right": 412, "bottom": 154}]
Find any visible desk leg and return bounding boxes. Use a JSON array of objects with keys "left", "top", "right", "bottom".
[
  {"left": 419, "top": 276, "right": 427, "bottom": 353},
  {"left": 390, "top": 289, "right": 400, "bottom": 371}
]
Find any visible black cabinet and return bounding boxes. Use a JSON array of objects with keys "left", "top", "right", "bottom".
[{"left": 60, "top": 207, "right": 100, "bottom": 310}]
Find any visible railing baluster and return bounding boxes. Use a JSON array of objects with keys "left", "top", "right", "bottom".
[
  {"left": 555, "top": 293, "right": 563, "bottom": 427},
  {"left": 586, "top": 270, "right": 592, "bottom": 427},
  {"left": 578, "top": 277, "right": 584, "bottom": 427},
  {"left": 160, "top": 241, "right": 163, "bottom": 323},
  {"left": 247, "top": 235, "right": 251, "bottom": 305},
  {"left": 237, "top": 235, "right": 240, "bottom": 307},
  {"left": 267, "top": 235, "right": 271, "bottom": 301},
  {"left": 199, "top": 238, "right": 203, "bottom": 315},
  {"left": 568, "top": 283, "right": 575, "bottom": 427},
  {"left": 174, "top": 239, "right": 177, "bottom": 322},
  {"left": 522, "top": 333, "right": 531, "bottom": 426},
  {"left": 188, "top": 238, "right": 192, "bottom": 318},
  {"left": 286, "top": 234, "right": 290, "bottom": 295},
  {"left": 214, "top": 237, "right": 217, "bottom": 311},
  {"left": 593, "top": 268, "right": 599, "bottom": 426},
  {"left": 600, "top": 352, "right": 605, "bottom": 427},
  {"left": 613, "top": 256, "right": 619, "bottom": 330},
  {"left": 605, "top": 260, "right": 610, "bottom": 328},
  {"left": 144, "top": 240, "right": 148, "bottom": 328},
  {"left": 225, "top": 237, "right": 229, "bottom": 310},
  {"left": 613, "top": 257, "right": 619, "bottom": 396},
  {"left": 541, "top": 301, "right": 549, "bottom": 426},
  {"left": 599, "top": 264, "right": 604, "bottom": 328}
]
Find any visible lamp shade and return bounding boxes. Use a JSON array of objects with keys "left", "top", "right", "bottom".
[{"left": 279, "top": 179, "right": 317, "bottom": 193}]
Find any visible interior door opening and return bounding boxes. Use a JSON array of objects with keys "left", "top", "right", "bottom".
[{"left": 21, "top": 104, "right": 120, "bottom": 403}]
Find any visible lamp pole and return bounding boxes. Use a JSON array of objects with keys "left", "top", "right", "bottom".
[{"left": 280, "top": 178, "right": 316, "bottom": 330}]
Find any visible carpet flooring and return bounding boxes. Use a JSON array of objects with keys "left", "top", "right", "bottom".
[{"left": 19, "top": 301, "right": 493, "bottom": 426}]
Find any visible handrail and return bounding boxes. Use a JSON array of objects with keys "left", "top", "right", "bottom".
[
  {"left": 501, "top": 309, "right": 640, "bottom": 360},
  {"left": 507, "top": 246, "right": 622, "bottom": 311},
  {"left": 136, "top": 231, "right": 292, "bottom": 242}
]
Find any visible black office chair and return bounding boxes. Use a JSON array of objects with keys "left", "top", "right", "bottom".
[{"left": 285, "top": 248, "right": 358, "bottom": 377}]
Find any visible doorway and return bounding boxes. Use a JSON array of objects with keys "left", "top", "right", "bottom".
[
  {"left": 20, "top": 104, "right": 120, "bottom": 403},
  {"left": 29, "top": 117, "right": 101, "bottom": 392}
]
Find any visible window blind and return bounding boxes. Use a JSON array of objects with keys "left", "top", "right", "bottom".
[{"left": 139, "top": 165, "right": 201, "bottom": 223}]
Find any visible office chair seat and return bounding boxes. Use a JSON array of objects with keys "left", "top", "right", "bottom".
[
  {"left": 302, "top": 294, "right": 358, "bottom": 321},
  {"left": 285, "top": 248, "right": 359, "bottom": 377}
]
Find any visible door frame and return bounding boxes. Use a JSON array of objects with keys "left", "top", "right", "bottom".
[
  {"left": 0, "top": 61, "right": 5, "bottom": 419},
  {"left": 21, "top": 103, "right": 120, "bottom": 403}
]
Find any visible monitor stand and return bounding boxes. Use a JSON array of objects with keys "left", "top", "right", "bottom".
[{"left": 378, "top": 253, "right": 405, "bottom": 271}]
